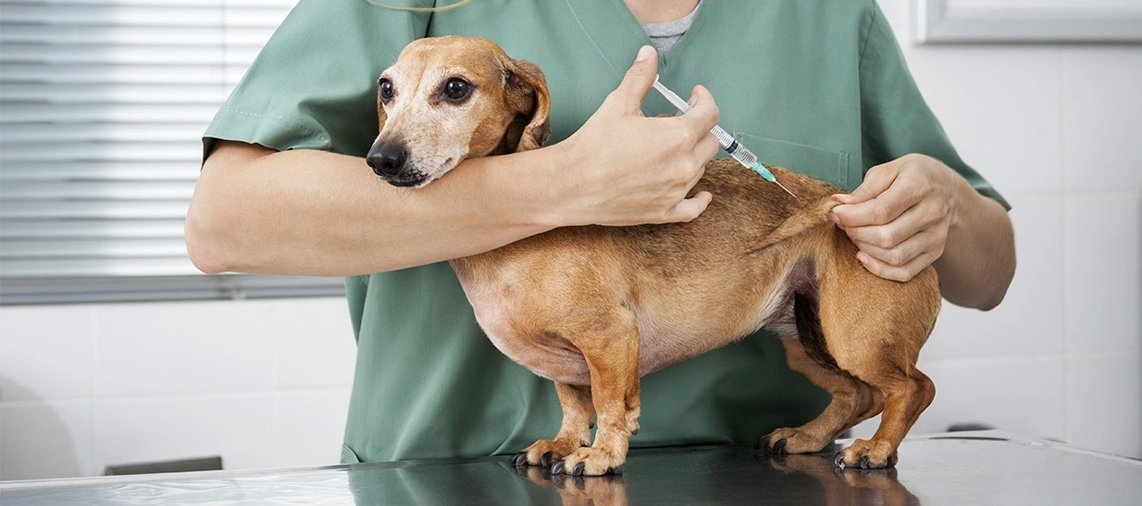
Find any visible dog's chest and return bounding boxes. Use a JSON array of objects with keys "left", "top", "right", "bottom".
[{"left": 452, "top": 264, "right": 592, "bottom": 384}]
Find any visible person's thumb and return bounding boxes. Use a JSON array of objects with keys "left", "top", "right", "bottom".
[
  {"left": 835, "top": 163, "right": 897, "bottom": 205},
  {"left": 612, "top": 45, "right": 658, "bottom": 109}
]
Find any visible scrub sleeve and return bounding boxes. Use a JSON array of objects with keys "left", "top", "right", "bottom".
[{"left": 203, "top": 0, "right": 1008, "bottom": 464}]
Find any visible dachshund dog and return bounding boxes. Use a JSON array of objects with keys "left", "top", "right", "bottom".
[{"left": 365, "top": 36, "right": 939, "bottom": 475}]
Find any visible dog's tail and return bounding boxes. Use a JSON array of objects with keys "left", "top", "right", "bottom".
[{"left": 753, "top": 195, "right": 841, "bottom": 251}]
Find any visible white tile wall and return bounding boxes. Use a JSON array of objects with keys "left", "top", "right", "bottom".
[
  {"left": 907, "top": 46, "right": 1065, "bottom": 195},
  {"left": 0, "top": 306, "right": 95, "bottom": 401},
  {"left": 1060, "top": 47, "right": 1142, "bottom": 193},
  {"left": 918, "top": 356, "right": 1069, "bottom": 441},
  {"left": 922, "top": 194, "right": 1066, "bottom": 360},
  {"left": 1064, "top": 194, "right": 1142, "bottom": 354},
  {"left": 1067, "top": 355, "right": 1142, "bottom": 458},
  {"left": 273, "top": 390, "right": 352, "bottom": 468},
  {"left": 270, "top": 299, "right": 357, "bottom": 389},
  {"left": 0, "top": 298, "right": 355, "bottom": 479},
  {"left": 852, "top": 356, "right": 1070, "bottom": 446},
  {"left": 0, "top": 401, "right": 93, "bottom": 480},
  {"left": 1, "top": 0, "right": 1140, "bottom": 481},
  {"left": 97, "top": 395, "right": 277, "bottom": 473},
  {"left": 95, "top": 302, "right": 276, "bottom": 397}
]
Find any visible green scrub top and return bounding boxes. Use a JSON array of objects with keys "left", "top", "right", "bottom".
[{"left": 204, "top": 0, "right": 1008, "bottom": 464}]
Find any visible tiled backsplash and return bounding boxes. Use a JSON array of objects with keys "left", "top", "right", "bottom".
[{"left": 2, "top": 0, "right": 1140, "bottom": 479}]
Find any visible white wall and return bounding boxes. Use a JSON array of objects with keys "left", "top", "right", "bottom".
[
  {"left": 859, "top": 0, "right": 1142, "bottom": 456},
  {"left": 0, "top": 299, "right": 356, "bottom": 480},
  {"left": 1, "top": 0, "right": 1139, "bottom": 480}
]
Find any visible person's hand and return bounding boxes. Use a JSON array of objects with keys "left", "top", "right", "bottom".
[
  {"left": 829, "top": 154, "right": 973, "bottom": 282},
  {"left": 553, "top": 45, "right": 720, "bottom": 226}
]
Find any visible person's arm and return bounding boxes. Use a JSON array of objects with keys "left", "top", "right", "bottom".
[
  {"left": 186, "top": 46, "right": 720, "bottom": 276},
  {"left": 829, "top": 153, "right": 1015, "bottom": 310}
]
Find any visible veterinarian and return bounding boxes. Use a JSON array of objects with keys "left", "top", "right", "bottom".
[{"left": 187, "top": 0, "right": 1015, "bottom": 465}]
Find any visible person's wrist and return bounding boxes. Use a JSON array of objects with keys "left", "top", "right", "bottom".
[
  {"left": 943, "top": 163, "right": 976, "bottom": 233},
  {"left": 929, "top": 156, "right": 986, "bottom": 257},
  {"left": 529, "top": 141, "right": 585, "bottom": 229}
]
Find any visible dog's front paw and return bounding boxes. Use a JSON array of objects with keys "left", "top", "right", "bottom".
[
  {"left": 833, "top": 439, "right": 897, "bottom": 470},
  {"left": 512, "top": 438, "right": 587, "bottom": 469},
  {"left": 551, "top": 447, "right": 626, "bottom": 476},
  {"left": 757, "top": 428, "right": 833, "bottom": 455}
]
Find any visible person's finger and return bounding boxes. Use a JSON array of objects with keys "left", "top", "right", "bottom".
[
  {"left": 850, "top": 224, "right": 943, "bottom": 268},
  {"left": 831, "top": 163, "right": 899, "bottom": 222},
  {"left": 678, "top": 85, "right": 720, "bottom": 137},
  {"left": 663, "top": 190, "right": 712, "bottom": 223},
  {"left": 839, "top": 199, "right": 934, "bottom": 249},
  {"left": 831, "top": 170, "right": 925, "bottom": 228},
  {"left": 610, "top": 45, "right": 659, "bottom": 110},
  {"left": 695, "top": 127, "right": 720, "bottom": 162},
  {"left": 846, "top": 162, "right": 899, "bottom": 204},
  {"left": 855, "top": 247, "right": 939, "bottom": 283}
]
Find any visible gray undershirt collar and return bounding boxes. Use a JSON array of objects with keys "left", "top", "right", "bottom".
[{"left": 640, "top": 1, "right": 702, "bottom": 53}]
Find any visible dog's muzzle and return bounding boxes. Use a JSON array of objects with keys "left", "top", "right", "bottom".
[
  {"left": 365, "top": 140, "right": 427, "bottom": 187},
  {"left": 366, "top": 141, "right": 408, "bottom": 178}
]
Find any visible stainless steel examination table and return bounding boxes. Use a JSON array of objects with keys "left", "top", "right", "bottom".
[{"left": 2, "top": 431, "right": 1139, "bottom": 505}]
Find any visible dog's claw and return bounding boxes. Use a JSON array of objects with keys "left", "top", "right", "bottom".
[
  {"left": 572, "top": 462, "right": 586, "bottom": 476},
  {"left": 551, "top": 460, "right": 566, "bottom": 475},
  {"left": 834, "top": 450, "right": 895, "bottom": 471},
  {"left": 755, "top": 436, "right": 788, "bottom": 455},
  {"left": 540, "top": 451, "right": 554, "bottom": 468},
  {"left": 610, "top": 464, "right": 625, "bottom": 475},
  {"left": 511, "top": 452, "right": 528, "bottom": 467},
  {"left": 754, "top": 436, "right": 769, "bottom": 451}
]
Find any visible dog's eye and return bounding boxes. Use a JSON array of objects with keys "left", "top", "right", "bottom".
[
  {"left": 442, "top": 78, "right": 473, "bottom": 103},
  {"left": 379, "top": 78, "right": 394, "bottom": 103}
]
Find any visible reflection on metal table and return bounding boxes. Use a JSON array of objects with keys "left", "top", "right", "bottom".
[{"left": 2, "top": 431, "right": 1139, "bottom": 505}]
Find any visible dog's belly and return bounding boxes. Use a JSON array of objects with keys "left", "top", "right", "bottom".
[
  {"left": 455, "top": 265, "right": 792, "bottom": 385},
  {"left": 473, "top": 300, "right": 789, "bottom": 385},
  {"left": 633, "top": 280, "right": 793, "bottom": 373}
]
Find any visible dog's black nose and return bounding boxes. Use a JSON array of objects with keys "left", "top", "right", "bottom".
[{"left": 366, "top": 142, "right": 408, "bottom": 177}]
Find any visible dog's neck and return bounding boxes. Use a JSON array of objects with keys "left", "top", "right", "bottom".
[{"left": 490, "top": 114, "right": 533, "bottom": 156}]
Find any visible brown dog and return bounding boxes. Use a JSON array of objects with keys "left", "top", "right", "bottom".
[{"left": 366, "top": 36, "right": 939, "bottom": 475}]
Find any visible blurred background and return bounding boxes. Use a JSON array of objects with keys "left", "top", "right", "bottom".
[{"left": 1, "top": 0, "right": 1139, "bottom": 480}]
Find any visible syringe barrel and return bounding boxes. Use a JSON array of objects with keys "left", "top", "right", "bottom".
[
  {"left": 710, "top": 125, "right": 757, "bottom": 167},
  {"left": 652, "top": 78, "right": 760, "bottom": 168}
]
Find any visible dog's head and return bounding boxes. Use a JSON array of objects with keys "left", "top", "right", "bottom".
[{"left": 365, "top": 36, "right": 551, "bottom": 188}]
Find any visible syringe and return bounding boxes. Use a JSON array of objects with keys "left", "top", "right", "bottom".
[{"left": 651, "top": 77, "right": 797, "bottom": 199}]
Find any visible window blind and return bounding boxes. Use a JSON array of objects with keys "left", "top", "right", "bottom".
[{"left": 0, "top": 0, "right": 346, "bottom": 304}]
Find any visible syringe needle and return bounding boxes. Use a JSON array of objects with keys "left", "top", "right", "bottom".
[
  {"left": 653, "top": 77, "right": 798, "bottom": 199},
  {"left": 749, "top": 162, "right": 798, "bottom": 199},
  {"left": 774, "top": 180, "right": 797, "bottom": 199}
]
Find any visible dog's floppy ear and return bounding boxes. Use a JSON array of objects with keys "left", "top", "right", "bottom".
[{"left": 501, "top": 58, "right": 551, "bottom": 152}]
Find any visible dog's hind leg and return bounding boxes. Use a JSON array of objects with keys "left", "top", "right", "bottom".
[
  {"left": 833, "top": 365, "right": 935, "bottom": 469},
  {"left": 512, "top": 383, "right": 593, "bottom": 468},
  {"left": 759, "top": 292, "right": 884, "bottom": 456},
  {"left": 822, "top": 266, "right": 939, "bottom": 469},
  {"left": 759, "top": 335, "right": 884, "bottom": 455}
]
